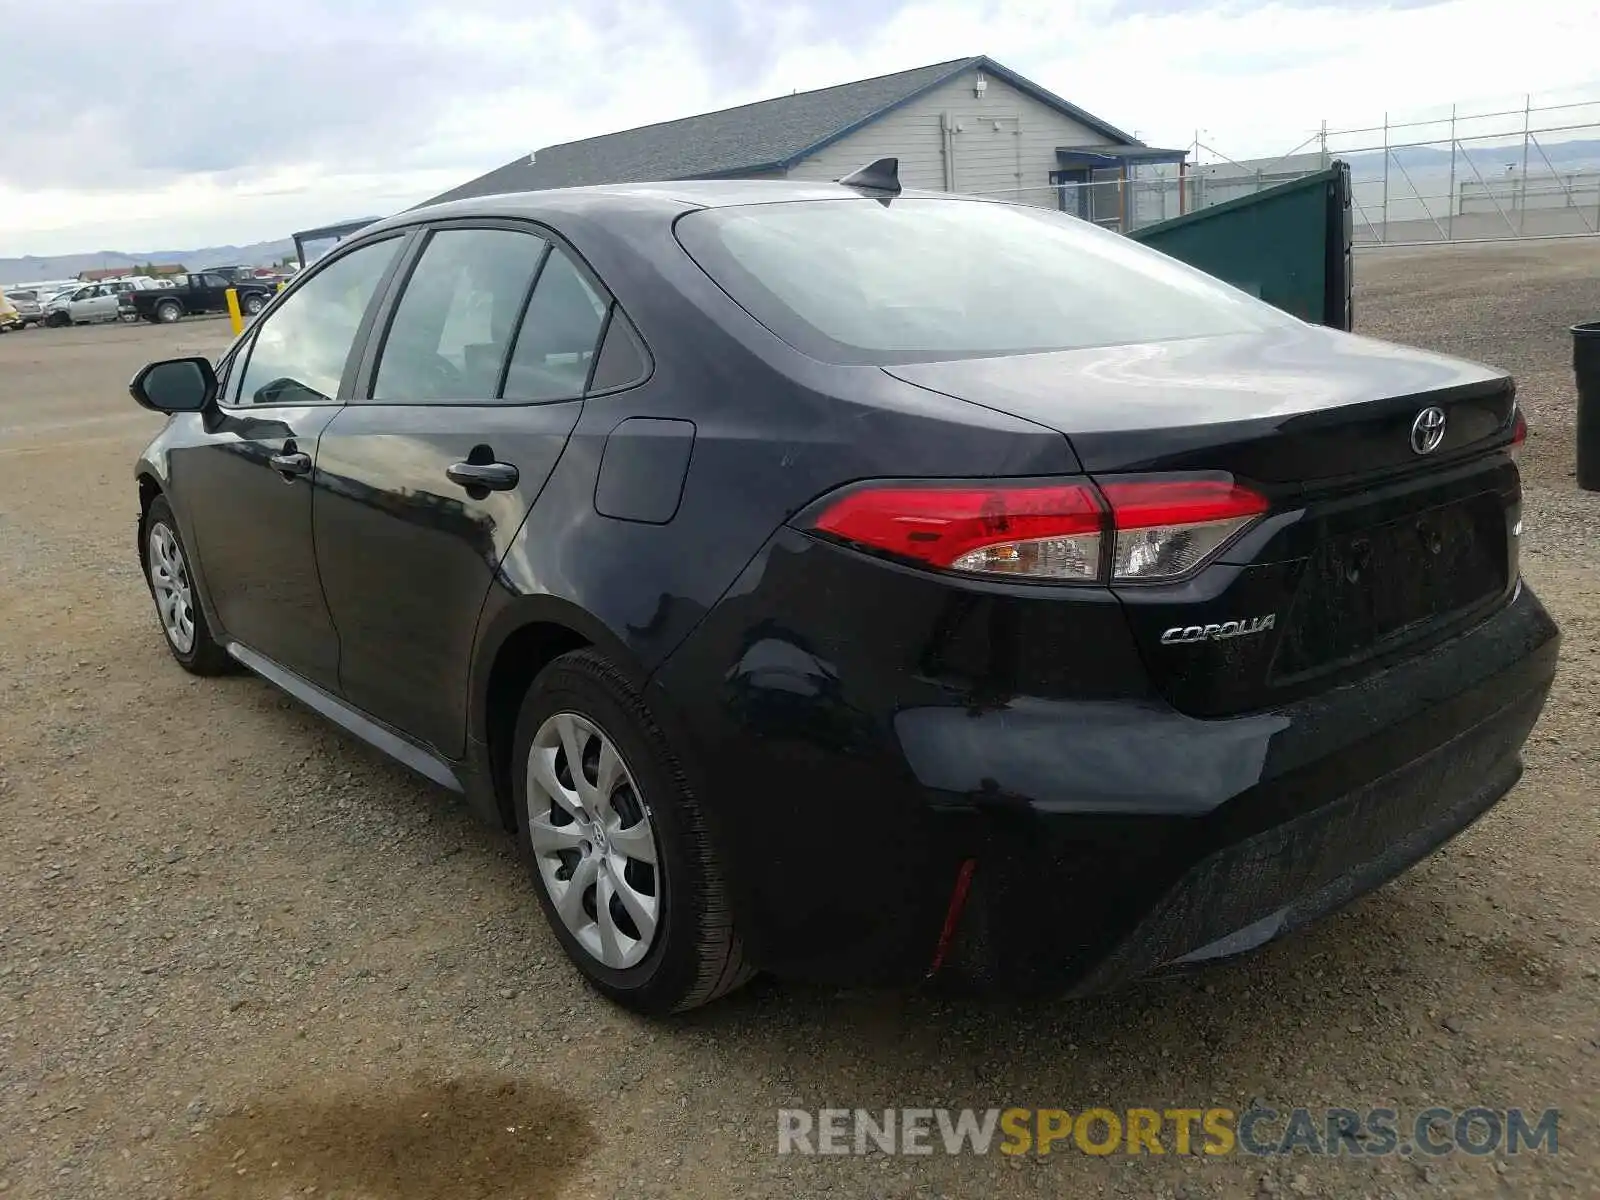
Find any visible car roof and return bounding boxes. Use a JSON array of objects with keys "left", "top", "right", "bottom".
[{"left": 361, "top": 178, "right": 995, "bottom": 238}]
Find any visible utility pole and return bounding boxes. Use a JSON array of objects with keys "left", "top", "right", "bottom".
[
  {"left": 1447, "top": 104, "right": 1457, "bottom": 241},
  {"left": 1381, "top": 113, "right": 1390, "bottom": 244},
  {"left": 1519, "top": 93, "right": 1531, "bottom": 234}
]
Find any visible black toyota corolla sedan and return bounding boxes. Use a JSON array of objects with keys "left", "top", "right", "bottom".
[{"left": 130, "top": 174, "right": 1558, "bottom": 1013}]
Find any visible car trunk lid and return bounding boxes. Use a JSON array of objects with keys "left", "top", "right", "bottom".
[{"left": 886, "top": 326, "right": 1522, "bottom": 715}]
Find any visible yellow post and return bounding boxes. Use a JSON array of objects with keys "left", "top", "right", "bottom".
[
  {"left": 276, "top": 280, "right": 286, "bottom": 292},
  {"left": 224, "top": 287, "right": 243, "bottom": 336}
]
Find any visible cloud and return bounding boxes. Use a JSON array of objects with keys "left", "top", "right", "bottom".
[
  {"left": 2, "top": 0, "right": 556, "bottom": 189},
  {"left": 1109, "top": 0, "right": 1452, "bottom": 13},
  {"left": 0, "top": 0, "right": 918, "bottom": 191},
  {"left": 2, "top": 0, "right": 1597, "bottom": 256}
]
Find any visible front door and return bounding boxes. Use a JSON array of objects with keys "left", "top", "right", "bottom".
[
  {"left": 1055, "top": 168, "right": 1092, "bottom": 219},
  {"left": 168, "top": 234, "right": 406, "bottom": 690},
  {"left": 72, "top": 285, "right": 117, "bottom": 322},
  {"left": 312, "top": 223, "right": 609, "bottom": 757}
]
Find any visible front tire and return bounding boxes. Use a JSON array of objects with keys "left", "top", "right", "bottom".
[
  {"left": 242, "top": 293, "right": 264, "bottom": 315},
  {"left": 142, "top": 496, "right": 231, "bottom": 675},
  {"left": 513, "top": 650, "right": 751, "bottom": 1014}
]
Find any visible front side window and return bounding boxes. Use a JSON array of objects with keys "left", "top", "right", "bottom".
[
  {"left": 502, "top": 248, "right": 608, "bottom": 401},
  {"left": 675, "top": 198, "right": 1297, "bottom": 365},
  {"left": 373, "top": 228, "right": 549, "bottom": 402},
  {"left": 234, "top": 237, "right": 399, "bottom": 406}
]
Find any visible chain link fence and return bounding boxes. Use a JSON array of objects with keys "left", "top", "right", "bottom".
[
  {"left": 1203, "top": 84, "right": 1600, "bottom": 245},
  {"left": 968, "top": 84, "right": 1600, "bottom": 245}
]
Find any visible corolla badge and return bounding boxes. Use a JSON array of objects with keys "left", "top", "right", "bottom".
[
  {"left": 1410, "top": 406, "right": 1447, "bottom": 455},
  {"left": 1160, "top": 614, "right": 1276, "bottom": 645}
]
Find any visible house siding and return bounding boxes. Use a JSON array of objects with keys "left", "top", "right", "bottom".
[{"left": 784, "top": 67, "right": 1116, "bottom": 208}]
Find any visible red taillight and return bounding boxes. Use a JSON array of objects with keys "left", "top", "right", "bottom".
[
  {"left": 806, "top": 475, "right": 1269, "bottom": 583},
  {"left": 1511, "top": 410, "right": 1528, "bottom": 447},
  {"left": 1098, "top": 479, "right": 1269, "bottom": 528},
  {"left": 926, "top": 858, "right": 977, "bottom": 979},
  {"left": 810, "top": 481, "right": 1105, "bottom": 580}
]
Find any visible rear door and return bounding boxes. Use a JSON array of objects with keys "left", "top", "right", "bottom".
[
  {"left": 311, "top": 220, "right": 610, "bottom": 757},
  {"left": 170, "top": 234, "right": 407, "bottom": 690}
]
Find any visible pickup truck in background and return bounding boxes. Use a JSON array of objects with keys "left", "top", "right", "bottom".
[{"left": 127, "top": 272, "right": 274, "bottom": 323}]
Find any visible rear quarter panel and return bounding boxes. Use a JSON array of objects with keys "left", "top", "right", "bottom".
[{"left": 471, "top": 200, "right": 1077, "bottom": 697}]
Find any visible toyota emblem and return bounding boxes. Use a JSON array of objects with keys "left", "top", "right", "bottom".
[{"left": 1410, "top": 406, "right": 1447, "bottom": 455}]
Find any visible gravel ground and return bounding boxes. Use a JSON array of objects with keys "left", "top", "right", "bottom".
[{"left": 2, "top": 242, "right": 1598, "bottom": 1200}]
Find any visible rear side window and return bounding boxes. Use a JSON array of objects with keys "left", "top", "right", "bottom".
[
  {"left": 501, "top": 248, "right": 608, "bottom": 402},
  {"left": 373, "top": 228, "right": 549, "bottom": 402},
  {"left": 587, "top": 306, "right": 649, "bottom": 392},
  {"left": 675, "top": 198, "right": 1295, "bottom": 365}
]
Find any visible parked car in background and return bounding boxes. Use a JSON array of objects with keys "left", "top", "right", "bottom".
[
  {"left": 43, "top": 278, "right": 157, "bottom": 326},
  {"left": 0, "top": 288, "right": 20, "bottom": 331},
  {"left": 4, "top": 289, "right": 44, "bottom": 327},
  {"left": 8, "top": 279, "right": 79, "bottom": 307},
  {"left": 128, "top": 272, "right": 273, "bottom": 323},
  {"left": 128, "top": 178, "right": 1555, "bottom": 1014}
]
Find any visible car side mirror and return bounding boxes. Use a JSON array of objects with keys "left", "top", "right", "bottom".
[{"left": 130, "top": 357, "right": 217, "bottom": 414}]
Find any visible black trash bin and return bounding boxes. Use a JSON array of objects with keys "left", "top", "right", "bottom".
[{"left": 1575, "top": 321, "right": 1600, "bottom": 492}]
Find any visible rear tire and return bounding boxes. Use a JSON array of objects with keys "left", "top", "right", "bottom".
[
  {"left": 141, "top": 496, "right": 231, "bottom": 676},
  {"left": 155, "top": 300, "right": 182, "bottom": 323},
  {"left": 513, "top": 649, "right": 752, "bottom": 1014}
]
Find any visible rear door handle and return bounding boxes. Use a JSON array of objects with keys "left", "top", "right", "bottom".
[
  {"left": 446, "top": 461, "right": 519, "bottom": 491},
  {"left": 269, "top": 450, "right": 312, "bottom": 478}
]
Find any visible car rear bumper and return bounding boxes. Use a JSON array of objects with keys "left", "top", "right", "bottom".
[
  {"left": 653, "top": 530, "right": 1559, "bottom": 993},
  {"left": 944, "top": 651, "right": 1545, "bottom": 995}
]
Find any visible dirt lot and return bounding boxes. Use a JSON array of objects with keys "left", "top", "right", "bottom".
[{"left": 2, "top": 242, "right": 1599, "bottom": 1200}]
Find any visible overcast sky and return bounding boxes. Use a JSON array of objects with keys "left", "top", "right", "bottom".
[{"left": 3, "top": 0, "right": 1597, "bottom": 256}]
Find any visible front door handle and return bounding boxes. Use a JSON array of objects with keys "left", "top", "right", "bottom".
[
  {"left": 269, "top": 450, "right": 312, "bottom": 478},
  {"left": 446, "top": 461, "right": 519, "bottom": 491}
]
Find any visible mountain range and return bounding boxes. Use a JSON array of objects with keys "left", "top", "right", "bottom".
[
  {"left": 1343, "top": 136, "right": 1600, "bottom": 176},
  {"left": 1, "top": 239, "right": 297, "bottom": 286}
]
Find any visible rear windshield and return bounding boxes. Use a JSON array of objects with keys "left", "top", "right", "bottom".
[{"left": 675, "top": 198, "right": 1295, "bottom": 365}]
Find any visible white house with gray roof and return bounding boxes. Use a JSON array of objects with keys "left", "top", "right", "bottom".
[{"left": 430, "top": 56, "right": 1184, "bottom": 228}]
